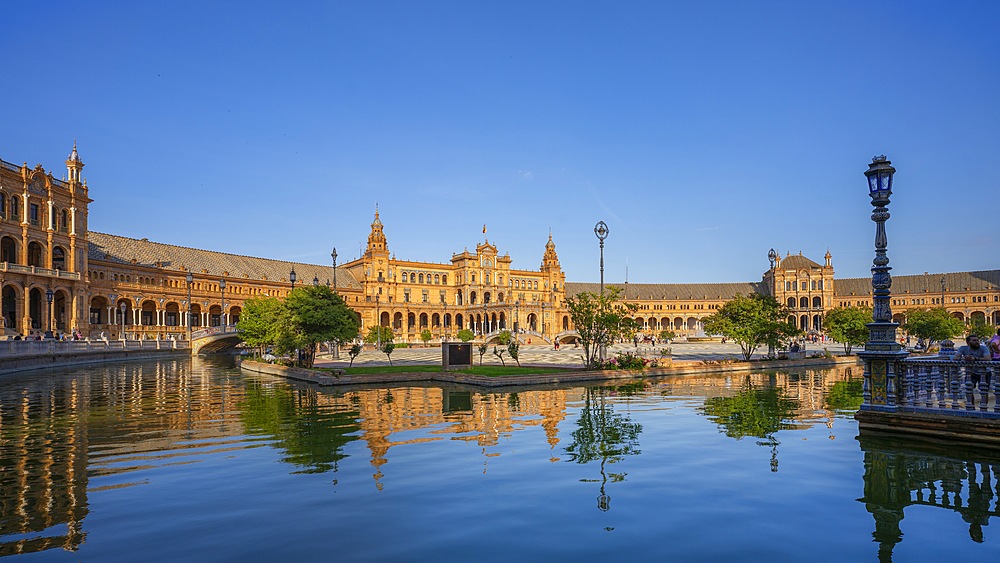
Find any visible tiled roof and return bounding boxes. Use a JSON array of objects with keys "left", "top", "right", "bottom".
[
  {"left": 835, "top": 270, "right": 1000, "bottom": 297},
  {"left": 777, "top": 254, "right": 822, "bottom": 270},
  {"left": 566, "top": 281, "right": 767, "bottom": 300},
  {"left": 87, "top": 232, "right": 362, "bottom": 290}
]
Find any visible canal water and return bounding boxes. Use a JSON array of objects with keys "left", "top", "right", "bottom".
[{"left": 1, "top": 358, "right": 997, "bottom": 561}]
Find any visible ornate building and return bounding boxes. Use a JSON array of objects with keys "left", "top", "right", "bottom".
[{"left": 1, "top": 145, "right": 997, "bottom": 342}]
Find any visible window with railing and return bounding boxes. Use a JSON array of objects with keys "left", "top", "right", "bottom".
[{"left": 29, "top": 204, "right": 39, "bottom": 226}]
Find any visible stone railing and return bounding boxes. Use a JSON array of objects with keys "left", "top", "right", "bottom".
[
  {"left": 191, "top": 325, "right": 238, "bottom": 339},
  {"left": 0, "top": 338, "right": 190, "bottom": 357},
  {"left": 897, "top": 359, "right": 1000, "bottom": 416},
  {"left": 0, "top": 262, "right": 82, "bottom": 280}
]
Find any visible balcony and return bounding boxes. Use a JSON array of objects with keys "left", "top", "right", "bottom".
[{"left": 0, "top": 262, "right": 81, "bottom": 281}]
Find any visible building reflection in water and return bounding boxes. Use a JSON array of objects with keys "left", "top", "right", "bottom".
[
  {"left": 0, "top": 361, "right": 859, "bottom": 555},
  {"left": 858, "top": 435, "right": 1000, "bottom": 561}
]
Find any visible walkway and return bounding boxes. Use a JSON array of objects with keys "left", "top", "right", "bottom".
[{"left": 316, "top": 340, "right": 842, "bottom": 369}]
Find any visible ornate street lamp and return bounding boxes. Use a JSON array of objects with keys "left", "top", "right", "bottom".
[
  {"left": 289, "top": 268, "right": 297, "bottom": 289},
  {"left": 375, "top": 294, "right": 381, "bottom": 349},
  {"left": 45, "top": 287, "right": 54, "bottom": 339},
  {"left": 331, "top": 248, "right": 338, "bottom": 294},
  {"left": 594, "top": 221, "right": 609, "bottom": 296},
  {"left": 186, "top": 270, "right": 193, "bottom": 343},
  {"left": 858, "top": 155, "right": 907, "bottom": 410},
  {"left": 219, "top": 278, "right": 226, "bottom": 328},
  {"left": 514, "top": 300, "right": 519, "bottom": 333},
  {"left": 313, "top": 275, "right": 319, "bottom": 287},
  {"left": 120, "top": 302, "right": 127, "bottom": 341},
  {"left": 768, "top": 248, "right": 777, "bottom": 270},
  {"left": 940, "top": 276, "right": 946, "bottom": 307}
]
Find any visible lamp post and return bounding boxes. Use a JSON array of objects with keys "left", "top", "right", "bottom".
[
  {"left": 514, "top": 300, "right": 519, "bottom": 333},
  {"left": 120, "top": 302, "right": 126, "bottom": 341},
  {"left": 45, "top": 288, "right": 54, "bottom": 339},
  {"left": 858, "top": 155, "right": 907, "bottom": 411},
  {"left": 594, "top": 221, "right": 609, "bottom": 296},
  {"left": 483, "top": 302, "right": 488, "bottom": 335},
  {"left": 219, "top": 278, "right": 226, "bottom": 329},
  {"left": 940, "top": 276, "right": 946, "bottom": 308},
  {"left": 290, "top": 268, "right": 297, "bottom": 290},
  {"left": 375, "top": 294, "right": 381, "bottom": 349},
  {"left": 331, "top": 248, "right": 338, "bottom": 294},
  {"left": 313, "top": 275, "right": 319, "bottom": 287},
  {"left": 186, "top": 271, "right": 193, "bottom": 343}
]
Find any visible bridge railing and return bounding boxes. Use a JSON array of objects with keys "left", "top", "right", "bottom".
[
  {"left": 897, "top": 359, "right": 1000, "bottom": 417},
  {"left": 191, "top": 325, "right": 238, "bottom": 339},
  {"left": 0, "top": 338, "right": 190, "bottom": 357}
]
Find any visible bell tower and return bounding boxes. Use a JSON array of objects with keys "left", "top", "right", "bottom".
[{"left": 365, "top": 206, "right": 389, "bottom": 259}]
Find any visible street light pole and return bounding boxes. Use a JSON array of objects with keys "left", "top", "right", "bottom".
[
  {"left": 858, "top": 155, "right": 907, "bottom": 411},
  {"left": 219, "top": 278, "right": 226, "bottom": 329},
  {"left": 940, "top": 276, "right": 946, "bottom": 308},
  {"left": 186, "top": 270, "right": 193, "bottom": 343},
  {"left": 120, "top": 302, "right": 126, "bottom": 341},
  {"left": 376, "top": 294, "right": 381, "bottom": 349},
  {"left": 45, "top": 287, "right": 54, "bottom": 339},
  {"left": 289, "top": 268, "right": 297, "bottom": 290}
]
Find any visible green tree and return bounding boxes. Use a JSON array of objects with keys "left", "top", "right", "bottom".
[
  {"left": 456, "top": 328, "right": 475, "bottom": 342},
  {"left": 280, "top": 285, "right": 360, "bottom": 368},
  {"left": 381, "top": 341, "right": 396, "bottom": 366},
  {"left": 348, "top": 343, "right": 362, "bottom": 368},
  {"left": 823, "top": 306, "right": 872, "bottom": 355},
  {"left": 659, "top": 329, "right": 676, "bottom": 342},
  {"left": 902, "top": 308, "right": 964, "bottom": 348},
  {"left": 419, "top": 329, "right": 433, "bottom": 346},
  {"left": 702, "top": 293, "right": 799, "bottom": 361},
  {"left": 363, "top": 326, "right": 394, "bottom": 346},
  {"left": 968, "top": 321, "right": 993, "bottom": 340},
  {"left": 496, "top": 330, "right": 512, "bottom": 345},
  {"left": 566, "top": 286, "right": 640, "bottom": 368},
  {"left": 493, "top": 345, "right": 507, "bottom": 366},
  {"left": 478, "top": 342, "right": 488, "bottom": 365},
  {"left": 236, "top": 296, "right": 284, "bottom": 357},
  {"left": 507, "top": 339, "right": 521, "bottom": 367}
]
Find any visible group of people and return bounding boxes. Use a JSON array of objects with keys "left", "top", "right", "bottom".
[{"left": 952, "top": 329, "right": 1000, "bottom": 388}]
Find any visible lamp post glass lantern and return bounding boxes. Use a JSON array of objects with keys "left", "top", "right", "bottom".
[
  {"left": 594, "top": 221, "right": 609, "bottom": 296},
  {"left": 290, "top": 268, "right": 296, "bottom": 289},
  {"left": 120, "top": 302, "right": 126, "bottom": 341},
  {"left": 858, "top": 155, "right": 907, "bottom": 410}
]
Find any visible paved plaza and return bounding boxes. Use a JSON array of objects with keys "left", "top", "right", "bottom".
[{"left": 317, "top": 339, "right": 844, "bottom": 368}]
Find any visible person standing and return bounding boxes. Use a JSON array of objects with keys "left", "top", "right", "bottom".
[{"left": 988, "top": 328, "right": 1000, "bottom": 361}]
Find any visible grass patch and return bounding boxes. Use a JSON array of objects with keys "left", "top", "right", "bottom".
[{"left": 319, "top": 365, "right": 574, "bottom": 377}]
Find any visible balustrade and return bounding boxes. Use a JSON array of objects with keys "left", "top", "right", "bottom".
[{"left": 897, "top": 359, "right": 1000, "bottom": 416}]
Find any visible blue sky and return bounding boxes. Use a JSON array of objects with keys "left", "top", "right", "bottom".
[{"left": 2, "top": 1, "right": 997, "bottom": 283}]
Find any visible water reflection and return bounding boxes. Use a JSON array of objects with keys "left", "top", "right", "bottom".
[
  {"left": 565, "top": 385, "right": 644, "bottom": 511},
  {"left": 858, "top": 435, "right": 1000, "bottom": 560},
  {"left": 1, "top": 360, "right": 871, "bottom": 557}
]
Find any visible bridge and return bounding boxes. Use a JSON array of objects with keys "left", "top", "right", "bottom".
[{"left": 191, "top": 326, "right": 242, "bottom": 354}]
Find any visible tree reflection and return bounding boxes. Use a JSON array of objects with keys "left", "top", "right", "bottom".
[
  {"left": 699, "top": 376, "right": 799, "bottom": 471},
  {"left": 825, "top": 378, "right": 864, "bottom": 413},
  {"left": 239, "top": 381, "right": 361, "bottom": 474},
  {"left": 565, "top": 385, "right": 643, "bottom": 511}
]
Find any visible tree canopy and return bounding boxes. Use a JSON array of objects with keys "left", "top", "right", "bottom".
[
  {"left": 702, "top": 293, "right": 799, "bottom": 361},
  {"left": 236, "top": 285, "right": 359, "bottom": 368},
  {"left": 565, "top": 286, "right": 639, "bottom": 368},
  {"left": 902, "top": 308, "right": 965, "bottom": 346},
  {"left": 823, "top": 306, "right": 872, "bottom": 355}
]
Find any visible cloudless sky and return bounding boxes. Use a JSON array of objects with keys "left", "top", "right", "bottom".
[{"left": 2, "top": 1, "right": 997, "bottom": 283}]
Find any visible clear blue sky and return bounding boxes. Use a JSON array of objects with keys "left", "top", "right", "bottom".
[{"left": 3, "top": 1, "right": 997, "bottom": 283}]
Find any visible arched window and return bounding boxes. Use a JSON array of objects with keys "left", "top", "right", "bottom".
[
  {"left": 61, "top": 209, "right": 68, "bottom": 231},
  {"left": 442, "top": 275, "right": 447, "bottom": 284},
  {"left": 784, "top": 281, "right": 791, "bottom": 291},
  {"left": 812, "top": 296, "right": 821, "bottom": 308},
  {"left": 434, "top": 274, "right": 440, "bottom": 284},
  {"left": 10, "top": 196, "right": 20, "bottom": 221},
  {"left": 0, "top": 192, "right": 6, "bottom": 219},
  {"left": 419, "top": 273, "right": 424, "bottom": 284},
  {"left": 818, "top": 280, "right": 823, "bottom": 290},
  {"left": 787, "top": 297, "right": 795, "bottom": 308},
  {"left": 534, "top": 281, "right": 538, "bottom": 290},
  {"left": 52, "top": 247, "right": 65, "bottom": 270},
  {"left": 799, "top": 296, "right": 808, "bottom": 308}
]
